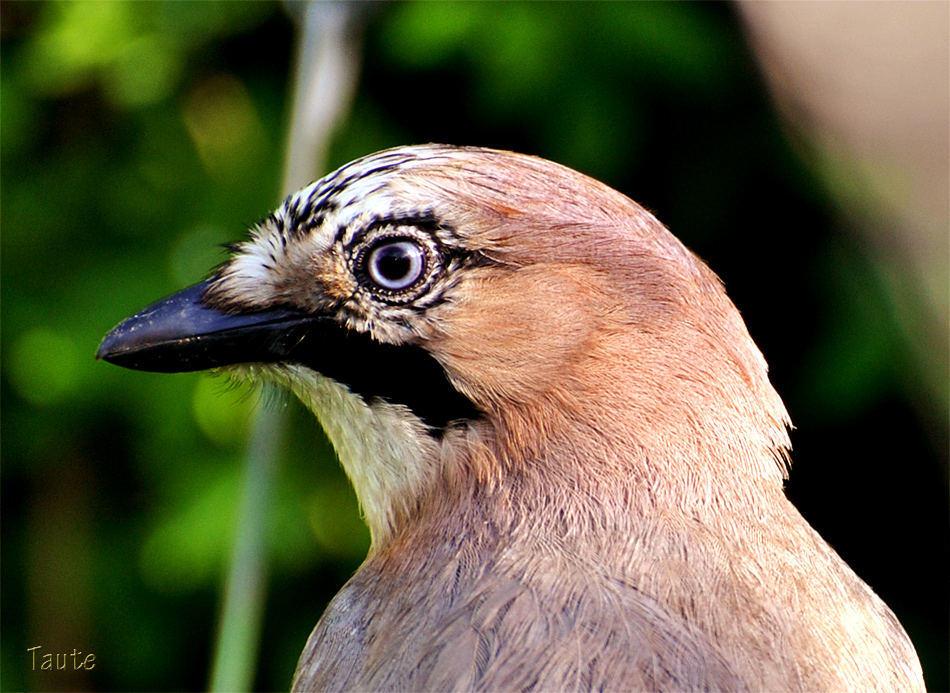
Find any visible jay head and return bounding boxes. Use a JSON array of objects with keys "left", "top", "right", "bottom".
[{"left": 99, "top": 145, "right": 923, "bottom": 691}]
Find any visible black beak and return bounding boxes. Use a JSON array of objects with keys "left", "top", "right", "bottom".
[
  {"left": 96, "top": 280, "right": 319, "bottom": 373},
  {"left": 97, "top": 278, "right": 480, "bottom": 429}
]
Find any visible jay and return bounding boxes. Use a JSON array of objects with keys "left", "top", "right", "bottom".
[{"left": 99, "top": 145, "right": 924, "bottom": 691}]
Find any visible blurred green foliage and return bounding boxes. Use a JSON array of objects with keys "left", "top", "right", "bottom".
[{"left": 2, "top": 2, "right": 946, "bottom": 691}]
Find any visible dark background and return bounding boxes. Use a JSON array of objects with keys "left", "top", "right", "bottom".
[{"left": 2, "top": 2, "right": 947, "bottom": 691}]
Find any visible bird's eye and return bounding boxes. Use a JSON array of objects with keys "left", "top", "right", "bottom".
[
  {"left": 365, "top": 239, "right": 426, "bottom": 291},
  {"left": 352, "top": 227, "right": 443, "bottom": 304}
]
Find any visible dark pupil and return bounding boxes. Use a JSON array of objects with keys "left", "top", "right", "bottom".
[{"left": 376, "top": 244, "right": 411, "bottom": 280}]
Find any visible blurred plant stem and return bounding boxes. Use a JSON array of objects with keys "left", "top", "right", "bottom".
[
  {"left": 208, "top": 389, "right": 284, "bottom": 693},
  {"left": 208, "top": 3, "right": 365, "bottom": 691}
]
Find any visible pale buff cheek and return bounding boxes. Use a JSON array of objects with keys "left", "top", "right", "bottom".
[{"left": 431, "top": 265, "right": 598, "bottom": 405}]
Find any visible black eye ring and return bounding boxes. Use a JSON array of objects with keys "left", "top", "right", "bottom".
[{"left": 366, "top": 238, "right": 426, "bottom": 291}]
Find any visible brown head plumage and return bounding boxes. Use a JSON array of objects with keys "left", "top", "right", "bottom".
[{"left": 99, "top": 145, "right": 924, "bottom": 691}]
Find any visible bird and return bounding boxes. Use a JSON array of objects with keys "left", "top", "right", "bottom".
[{"left": 98, "top": 144, "right": 925, "bottom": 691}]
